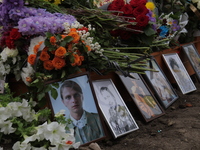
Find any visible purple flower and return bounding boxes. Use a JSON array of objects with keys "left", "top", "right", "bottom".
[{"left": 172, "top": 20, "right": 180, "bottom": 32}]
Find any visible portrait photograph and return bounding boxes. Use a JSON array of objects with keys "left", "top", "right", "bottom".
[
  {"left": 47, "top": 73, "right": 105, "bottom": 145},
  {"left": 117, "top": 72, "right": 165, "bottom": 122},
  {"left": 143, "top": 58, "right": 179, "bottom": 109},
  {"left": 182, "top": 43, "right": 200, "bottom": 81},
  {"left": 92, "top": 79, "right": 139, "bottom": 138},
  {"left": 162, "top": 53, "right": 197, "bottom": 94}
]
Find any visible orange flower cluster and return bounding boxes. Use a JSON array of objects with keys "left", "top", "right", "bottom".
[{"left": 27, "top": 27, "right": 91, "bottom": 71}]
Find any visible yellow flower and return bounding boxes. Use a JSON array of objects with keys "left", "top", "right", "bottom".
[
  {"left": 145, "top": 2, "right": 156, "bottom": 11},
  {"left": 44, "top": 0, "right": 63, "bottom": 5}
]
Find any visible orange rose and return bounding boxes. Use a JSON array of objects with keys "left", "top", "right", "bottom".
[
  {"left": 33, "top": 41, "right": 43, "bottom": 54},
  {"left": 42, "top": 47, "right": 48, "bottom": 52},
  {"left": 40, "top": 51, "right": 50, "bottom": 61},
  {"left": 70, "top": 28, "right": 77, "bottom": 32},
  {"left": 61, "top": 35, "right": 67, "bottom": 39},
  {"left": 86, "top": 45, "right": 91, "bottom": 51},
  {"left": 55, "top": 46, "right": 67, "bottom": 57},
  {"left": 43, "top": 60, "right": 54, "bottom": 70},
  {"left": 68, "top": 31, "right": 80, "bottom": 43},
  {"left": 28, "top": 54, "right": 36, "bottom": 65},
  {"left": 52, "top": 56, "right": 66, "bottom": 69},
  {"left": 71, "top": 54, "right": 84, "bottom": 66},
  {"left": 50, "top": 36, "right": 56, "bottom": 45}
]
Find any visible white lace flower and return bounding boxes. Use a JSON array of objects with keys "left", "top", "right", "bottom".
[
  {"left": 12, "top": 141, "right": 31, "bottom": 150},
  {"left": 0, "top": 120, "right": 16, "bottom": 134}
]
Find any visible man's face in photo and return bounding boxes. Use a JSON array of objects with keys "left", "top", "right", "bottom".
[{"left": 62, "top": 87, "right": 83, "bottom": 114}]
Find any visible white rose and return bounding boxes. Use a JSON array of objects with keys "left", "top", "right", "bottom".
[{"left": 4, "top": 47, "right": 19, "bottom": 57}]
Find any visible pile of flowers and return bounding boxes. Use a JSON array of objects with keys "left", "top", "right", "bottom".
[
  {"left": 103, "top": 0, "right": 183, "bottom": 49},
  {"left": 0, "top": 84, "right": 80, "bottom": 150},
  {"left": 107, "top": 0, "right": 152, "bottom": 41}
]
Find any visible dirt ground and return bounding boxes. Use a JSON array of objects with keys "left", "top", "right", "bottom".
[{"left": 81, "top": 76, "right": 200, "bottom": 150}]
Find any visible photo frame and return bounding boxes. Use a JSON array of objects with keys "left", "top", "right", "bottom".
[
  {"left": 162, "top": 53, "right": 197, "bottom": 94},
  {"left": 182, "top": 43, "right": 200, "bottom": 81},
  {"left": 46, "top": 72, "right": 106, "bottom": 146},
  {"left": 143, "top": 58, "right": 179, "bottom": 109},
  {"left": 92, "top": 79, "right": 139, "bottom": 138},
  {"left": 117, "top": 72, "right": 165, "bottom": 122}
]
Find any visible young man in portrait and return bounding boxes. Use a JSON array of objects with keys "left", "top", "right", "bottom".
[{"left": 60, "top": 80, "right": 104, "bottom": 145}]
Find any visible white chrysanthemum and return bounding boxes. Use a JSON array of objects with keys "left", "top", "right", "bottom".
[
  {"left": 0, "top": 120, "right": 16, "bottom": 134},
  {"left": 28, "top": 36, "right": 45, "bottom": 55},
  {"left": 71, "top": 21, "right": 82, "bottom": 28}
]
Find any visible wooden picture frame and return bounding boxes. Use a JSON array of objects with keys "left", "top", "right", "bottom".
[
  {"left": 46, "top": 72, "right": 106, "bottom": 146},
  {"left": 92, "top": 79, "right": 139, "bottom": 138},
  {"left": 117, "top": 72, "right": 165, "bottom": 122},
  {"left": 143, "top": 58, "right": 179, "bottom": 109},
  {"left": 162, "top": 53, "right": 197, "bottom": 94},
  {"left": 182, "top": 43, "right": 200, "bottom": 81}
]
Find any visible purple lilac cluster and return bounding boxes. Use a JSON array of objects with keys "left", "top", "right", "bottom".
[
  {"left": 0, "top": 0, "right": 24, "bottom": 30},
  {"left": 0, "top": 0, "right": 77, "bottom": 35},
  {"left": 15, "top": 7, "right": 76, "bottom": 35}
]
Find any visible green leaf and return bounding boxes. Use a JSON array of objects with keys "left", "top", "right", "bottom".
[
  {"left": 37, "top": 92, "right": 45, "bottom": 101},
  {"left": 63, "top": 36, "right": 74, "bottom": 43},
  {"left": 50, "top": 88, "right": 58, "bottom": 100}
]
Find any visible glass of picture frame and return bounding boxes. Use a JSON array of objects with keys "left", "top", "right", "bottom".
[
  {"left": 182, "top": 43, "right": 200, "bottom": 81},
  {"left": 92, "top": 79, "right": 139, "bottom": 138},
  {"left": 162, "top": 53, "right": 197, "bottom": 94},
  {"left": 143, "top": 58, "right": 179, "bottom": 109},
  {"left": 46, "top": 72, "right": 106, "bottom": 146},
  {"left": 117, "top": 72, "right": 165, "bottom": 122}
]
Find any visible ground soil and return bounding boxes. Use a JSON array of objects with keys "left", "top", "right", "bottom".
[{"left": 81, "top": 77, "right": 200, "bottom": 150}]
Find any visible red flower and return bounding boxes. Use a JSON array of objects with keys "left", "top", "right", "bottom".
[
  {"left": 135, "top": 14, "right": 149, "bottom": 27},
  {"left": 108, "top": 0, "right": 125, "bottom": 11},
  {"left": 78, "top": 27, "right": 88, "bottom": 32},
  {"left": 132, "top": 4, "right": 149, "bottom": 17},
  {"left": 119, "top": 30, "right": 133, "bottom": 40},
  {"left": 129, "top": 0, "right": 147, "bottom": 7},
  {"left": 5, "top": 37, "right": 15, "bottom": 49},
  {"left": 9, "top": 28, "right": 21, "bottom": 40},
  {"left": 121, "top": 4, "right": 133, "bottom": 16}
]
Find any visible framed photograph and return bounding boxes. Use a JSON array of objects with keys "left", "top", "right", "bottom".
[
  {"left": 47, "top": 72, "right": 106, "bottom": 145},
  {"left": 92, "top": 79, "right": 139, "bottom": 138},
  {"left": 162, "top": 53, "right": 197, "bottom": 94},
  {"left": 143, "top": 58, "right": 179, "bottom": 109},
  {"left": 117, "top": 72, "right": 165, "bottom": 122},
  {"left": 182, "top": 43, "right": 200, "bottom": 81}
]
